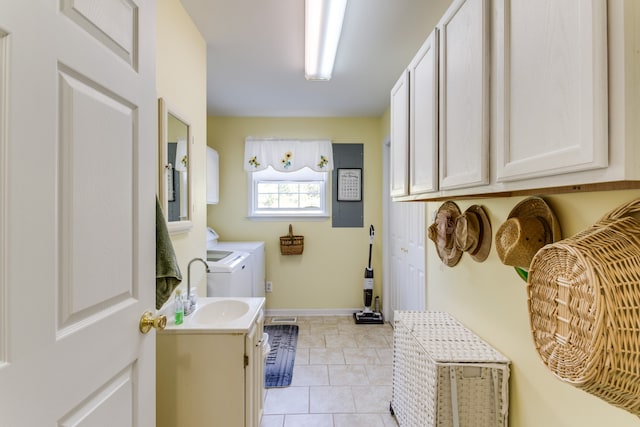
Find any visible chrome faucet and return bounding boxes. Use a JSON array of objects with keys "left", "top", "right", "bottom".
[{"left": 186, "top": 257, "right": 210, "bottom": 315}]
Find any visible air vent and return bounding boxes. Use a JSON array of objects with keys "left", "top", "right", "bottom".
[{"left": 270, "top": 316, "right": 297, "bottom": 324}]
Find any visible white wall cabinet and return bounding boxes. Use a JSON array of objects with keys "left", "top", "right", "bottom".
[
  {"left": 409, "top": 29, "right": 439, "bottom": 195},
  {"left": 438, "top": 0, "right": 490, "bottom": 190},
  {"left": 157, "top": 309, "right": 265, "bottom": 427},
  {"left": 390, "top": 70, "right": 409, "bottom": 198},
  {"left": 390, "top": 0, "right": 489, "bottom": 199},
  {"left": 494, "top": 0, "right": 608, "bottom": 183},
  {"left": 391, "top": 0, "right": 640, "bottom": 201},
  {"left": 207, "top": 146, "right": 219, "bottom": 204}
]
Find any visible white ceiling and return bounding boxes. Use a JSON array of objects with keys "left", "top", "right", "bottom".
[{"left": 179, "top": 0, "right": 452, "bottom": 117}]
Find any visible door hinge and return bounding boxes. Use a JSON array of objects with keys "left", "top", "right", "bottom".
[{"left": 244, "top": 354, "right": 249, "bottom": 367}]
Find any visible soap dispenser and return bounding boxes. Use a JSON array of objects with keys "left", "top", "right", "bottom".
[{"left": 174, "top": 289, "right": 184, "bottom": 325}]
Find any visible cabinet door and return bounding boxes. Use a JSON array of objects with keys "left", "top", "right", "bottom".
[
  {"left": 409, "top": 29, "right": 439, "bottom": 195},
  {"left": 438, "top": 0, "right": 490, "bottom": 190},
  {"left": 495, "top": 0, "right": 608, "bottom": 181},
  {"left": 245, "top": 322, "right": 258, "bottom": 427},
  {"left": 390, "top": 70, "right": 410, "bottom": 197},
  {"left": 245, "top": 311, "right": 264, "bottom": 427}
]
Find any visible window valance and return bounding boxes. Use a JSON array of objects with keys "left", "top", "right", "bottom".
[{"left": 244, "top": 137, "right": 334, "bottom": 172}]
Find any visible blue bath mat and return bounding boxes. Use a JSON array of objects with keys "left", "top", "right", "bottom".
[{"left": 264, "top": 324, "right": 298, "bottom": 388}]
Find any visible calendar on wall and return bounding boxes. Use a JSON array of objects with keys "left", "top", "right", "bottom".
[{"left": 337, "top": 168, "right": 362, "bottom": 201}]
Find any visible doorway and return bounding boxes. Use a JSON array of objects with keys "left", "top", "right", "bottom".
[{"left": 382, "top": 138, "right": 427, "bottom": 323}]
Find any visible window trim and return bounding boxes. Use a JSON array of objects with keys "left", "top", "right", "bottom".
[{"left": 247, "top": 167, "right": 330, "bottom": 221}]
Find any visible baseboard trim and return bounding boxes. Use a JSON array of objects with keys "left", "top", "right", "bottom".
[{"left": 265, "top": 308, "right": 362, "bottom": 317}]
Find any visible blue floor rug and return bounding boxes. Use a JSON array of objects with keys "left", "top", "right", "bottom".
[{"left": 264, "top": 324, "right": 298, "bottom": 388}]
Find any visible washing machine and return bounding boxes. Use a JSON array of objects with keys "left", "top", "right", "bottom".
[
  {"left": 207, "top": 227, "right": 266, "bottom": 297},
  {"left": 205, "top": 245, "right": 252, "bottom": 297}
]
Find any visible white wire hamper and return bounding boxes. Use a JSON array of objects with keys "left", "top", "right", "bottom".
[{"left": 391, "top": 311, "right": 511, "bottom": 427}]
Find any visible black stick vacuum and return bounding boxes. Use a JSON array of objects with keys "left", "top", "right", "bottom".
[{"left": 354, "top": 225, "right": 384, "bottom": 324}]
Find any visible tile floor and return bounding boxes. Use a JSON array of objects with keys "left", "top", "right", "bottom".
[{"left": 261, "top": 315, "right": 399, "bottom": 427}]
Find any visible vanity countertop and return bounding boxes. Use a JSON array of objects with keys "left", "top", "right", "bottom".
[{"left": 158, "top": 296, "right": 265, "bottom": 334}]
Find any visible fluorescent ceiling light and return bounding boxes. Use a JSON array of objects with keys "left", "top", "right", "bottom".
[{"left": 305, "top": 0, "right": 347, "bottom": 81}]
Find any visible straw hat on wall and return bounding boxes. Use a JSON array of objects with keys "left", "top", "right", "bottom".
[
  {"left": 454, "top": 205, "right": 492, "bottom": 262},
  {"left": 495, "top": 197, "right": 561, "bottom": 269},
  {"left": 428, "top": 201, "right": 463, "bottom": 267}
]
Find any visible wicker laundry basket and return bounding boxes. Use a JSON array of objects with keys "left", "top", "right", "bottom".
[
  {"left": 392, "top": 311, "right": 510, "bottom": 427},
  {"left": 528, "top": 198, "right": 640, "bottom": 416},
  {"left": 280, "top": 224, "right": 304, "bottom": 255}
]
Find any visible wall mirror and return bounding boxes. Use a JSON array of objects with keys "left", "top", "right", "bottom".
[{"left": 158, "top": 98, "right": 192, "bottom": 233}]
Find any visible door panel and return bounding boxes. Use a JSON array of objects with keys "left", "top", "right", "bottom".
[
  {"left": 0, "top": 0, "right": 156, "bottom": 425},
  {"left": 389, "top": 200, "right": 426, "bottom": 316},
  {"left": 58, "top": 66, "right": 136, "bottom": 327}
]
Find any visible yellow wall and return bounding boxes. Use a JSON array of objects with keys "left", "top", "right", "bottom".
[
  {"left": 156, "top": 0, "right": 208, "bottom": 298},
  {"left": 426, "top": 189, "right": 640, "bottom": 426},
  {"left": 158, "top": 2, "right": 640, "bottom": 424},
  {"left": 207, "top": 117, "right": 384, "bottom": 311}
]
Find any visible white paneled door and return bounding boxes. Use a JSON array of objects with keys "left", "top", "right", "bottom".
[
  {"left": 389, "top": 200, "right": 426, "bottom": 319},
  {"left": 0, "top": 1, "right": 157, "bottom": 425}
]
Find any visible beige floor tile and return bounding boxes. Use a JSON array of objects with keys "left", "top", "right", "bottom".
[
  {"left": 337, "top": 323, "right": 363, "bottom": 334},
  {"left": 355, "top": 333, "right": 390, "bottom": 348},
  {"left": 297, "top": 316, "right": 325, "bottom": 324},
  {"left": 309, "top": 386, "right": 355, "bottom": 413},
  {"left": 283, "top": 414, "right": 333, "bottom": 427},
  {"left": 297, "top": 334, "right": 326, "bottom": 349},
  {"left": 294, "top": 348, "right": 310, "bottom": 365},
  {"left": 295, "top": 324, "right": 312, "bottom": 336},
  {"left": 264, "top": 386, "right": 309, "bottom": 414},
  {"left": 328, "top": 315, "right": 353, "bottom": 324},
  {"left": 343, "top": 347, "right": 380, "bottom": 365},
  {"left": 291, "top": 365, "right": 329, "bottom": 386},
  {"left": 328, "top": 364, "right": 369, "bottom": 386},
  {"left": 375, "top": 348, "right": 394, "bottom": 365},
  {"left": 309, "top": 348, "right": 345, "bottom": 365},
  {"left": 309, "top": 324, "right": 340, "bottom": 335},
  {"left": 365, "top": 364, "right": 393, "bottom": 386},
  {"left": 262, "top": 316, "right": 400, "bottom": 427},
  {"left": 324, "top": 334, "right": 358, "bottom": 348},
  {"left": 333, "top": 413, "right": 385, "bottom": 427},
  {"left": 261, "top": 415, "right": 284, "bottom": 427},
  {"left": 351, "top": 385, "right": 392, "bottom": 413},
  {"left": 381, "top": 412, "right": 400, "bottom": 426}
]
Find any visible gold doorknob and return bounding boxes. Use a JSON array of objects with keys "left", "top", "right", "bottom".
[{"left": 139, "top": 311, "right": 167, "bottom": 334}]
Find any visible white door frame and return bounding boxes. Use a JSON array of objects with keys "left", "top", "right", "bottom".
[{"left": 382, "top": 137, "right": 394, "bottom": 323}]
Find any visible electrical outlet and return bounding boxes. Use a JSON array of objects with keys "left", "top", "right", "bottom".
[{"left": 266, "top": 281, "right": 273, "bottom": 293}]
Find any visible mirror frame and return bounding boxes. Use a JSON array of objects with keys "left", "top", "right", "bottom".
[{"left": 158, "top": 97, "right": 193, "bottom": 233}]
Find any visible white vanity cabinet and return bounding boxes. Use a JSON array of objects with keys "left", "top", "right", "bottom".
[
  {"left": 245, "top": 315, "right": 265, "bottom": 427},
  {"left": 156, "top": 305, "right": 265, "bottom": 427}
]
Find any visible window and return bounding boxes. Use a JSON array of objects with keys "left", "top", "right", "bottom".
[{"left": 248, "top": 166, "right": 329, "bottom": 219}]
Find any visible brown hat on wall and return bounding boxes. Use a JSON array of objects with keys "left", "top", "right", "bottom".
[
  {"left": 454, "top": 205, "right": 492, "bottom": 262},
  {"left": 428, "top": 201, "right": 463, "bottom": 267},
  {"left": 495, "top": 197, "right": 561, "bottom": 269}
]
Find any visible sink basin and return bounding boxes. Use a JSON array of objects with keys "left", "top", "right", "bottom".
[{"left": 192, "top": 299, "right": 250, "bottom": 324}]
